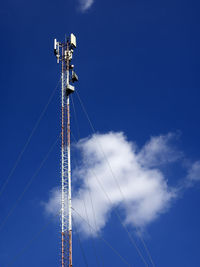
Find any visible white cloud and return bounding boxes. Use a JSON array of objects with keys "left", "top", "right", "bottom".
[
  {"left": 43, "top": 188, "right": 60, "bottom": 215},
  {"left": 79, "top": 0, "right": 94, "bottom": 12},
  {"left": 44, "top": 132, "right": 200, "bottom": 237},
  {"left": 185, "top": 161, "right": 200, "bottom": 186},
  {"left": 137, "top": 133, "right": 183, "bottom": 168},
  {"left": 44, "top": 132, "right": 187, "bottom": 237}
]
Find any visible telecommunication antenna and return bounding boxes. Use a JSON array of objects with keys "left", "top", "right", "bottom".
[{"left": 54, "top": 34, "right": 78, "bottom": 267}]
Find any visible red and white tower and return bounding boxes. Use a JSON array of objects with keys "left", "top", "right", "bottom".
[{"left": 54, "top": 34, "right": 78, "bottom": 267}]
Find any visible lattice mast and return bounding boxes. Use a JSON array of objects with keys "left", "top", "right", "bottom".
[{"left": 54, "top": 34, "right": 78, "bottom": 267}]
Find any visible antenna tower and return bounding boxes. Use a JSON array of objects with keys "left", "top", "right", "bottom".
[{"left": 54, "top": 34, "right": 78, "bottom": 267}]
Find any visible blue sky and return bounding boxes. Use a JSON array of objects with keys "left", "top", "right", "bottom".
[{"left": 1, "top": 0, "right": 200, "bottom": 266}]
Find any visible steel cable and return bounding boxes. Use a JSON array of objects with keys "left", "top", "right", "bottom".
[
  {"left": 72, "top": 217, "right": 89, "bottom": 267},
  {"left": 82, "top": 195, "right": 101, "bottom": 267},
  {"left": 70, "top": 136, "right": 102, "bottom": 267},
  {"left": 0, "top": 134, "right": 60, "bottom": 232},
  {"left": 5, "top": 210, "right": 61, "bottom": 267},
  {"left": 71, "top": 99, "right": 102, "bottom": 267},
  {"left": 75, "top": 90, "right": 154, "bottom": 267},
  {"left": 0, "top": 78, "right": 61, "bottom": 199},
  {"left": 83, "top": 161, "right": 146, "bottom": 267},
  {"left": 72, "top": 207, "right": 131, "bottom": 267}
]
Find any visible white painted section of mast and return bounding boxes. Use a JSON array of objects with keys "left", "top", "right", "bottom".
[
  {"left": 67, "top": 41, "right": 73, "bottom": 267},
  {"left": 67, "top": 97, "right": 72, "bottom": 232},
  {"left": 67, "top": 96, "right": 72, "bottom": 232},
  {"left": 66, "top": 48, "right": 72, "bottom": 232},
  {"left": 61, "top": 67, "right": 65, "bottom": 234}
]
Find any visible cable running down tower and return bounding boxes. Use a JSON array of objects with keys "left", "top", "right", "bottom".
[{"left": 54, "top": 34, "right": 78, "bottom": 267}]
